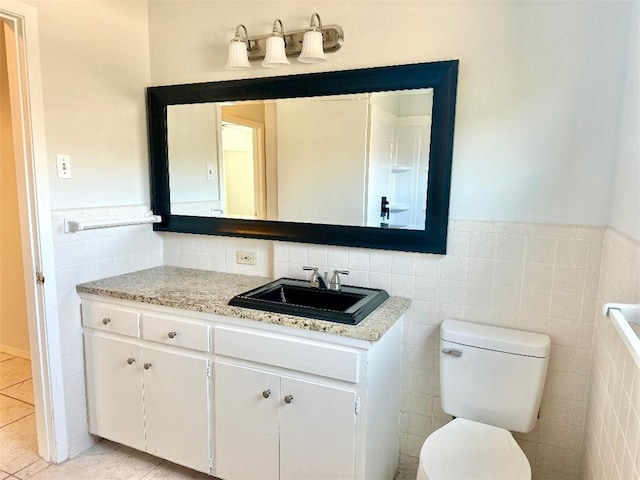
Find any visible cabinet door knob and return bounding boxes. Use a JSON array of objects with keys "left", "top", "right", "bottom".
[
  {"left": 168, "top": 331, "right": 178, "bottom": 339},
  {"left": 262, "top": 389, "right": 271, "bottom": 399},
  {"left": 284, "top": 395, "right": 294, "bottom": 404},
  {"left": 143, "top": 362, "right": 152, "bottom": 370},
  {"left": 126, "top": 357, "right": 135, "bottom": 365},
  {"left": 102, "top": 317, "right": 111, "bottom": 325}
]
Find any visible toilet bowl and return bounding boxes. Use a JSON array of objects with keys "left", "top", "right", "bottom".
[
  {"left": 415, "top": 319, "right": 550, "bottom": 480},
  {"left": 417, "top": 418, "right": 530, "bottom": 480}
]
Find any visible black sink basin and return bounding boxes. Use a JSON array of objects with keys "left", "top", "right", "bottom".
[{"left": 229, "top": 278, "right": 389, "bottom": 325}]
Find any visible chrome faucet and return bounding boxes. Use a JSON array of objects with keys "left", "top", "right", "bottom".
[
  {"left": 303, "top": 266, "right": 329, "bottom": 289},
  {"left": 329, "top": 269, "right": 349, "bottom": 292}
]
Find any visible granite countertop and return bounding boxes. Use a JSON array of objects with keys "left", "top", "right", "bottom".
[{"left": 76, "top": 266, "right": 410, "bottom": 342}]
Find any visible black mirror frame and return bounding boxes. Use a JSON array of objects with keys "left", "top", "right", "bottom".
[{"left": 147, "top": 60, "right": 458, "bottom": 254}]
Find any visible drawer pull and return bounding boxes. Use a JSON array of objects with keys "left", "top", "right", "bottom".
[
  {"left": 168, "top": 331, "right": 178, "bottom": 339},
  {"left": 143, "top": 363, "right": 152, "bottom": 370},
  {"left": 102, "top": 317, "right": 111, "bottom": 325},
  {"left": 126, "top": 357, "right": 135, "bottom": 365},
  {"left": 284, "top": 395, "right": 294, "bottom": 404},
  {"left": 262, "top": 389, "right": 271, "bottom": 399}
]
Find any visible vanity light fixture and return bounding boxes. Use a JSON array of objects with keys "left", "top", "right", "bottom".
[
  {"left": 225, "top": 24, "right": 252, "bottom": 70},
  {"left": 262, "top": 19, "right": 290, "bottom": 68},
  {"left": 298, "top": 13, "right": 327, "bottom": 63},
  {"left": 224, "top": 13, "right": 343, "bottom": 69}
]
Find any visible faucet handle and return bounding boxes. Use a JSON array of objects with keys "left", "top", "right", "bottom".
[
  {"left": 303, "top": 265, "right": 321, "bottom": 287},
  {"left": 329, "top": 269, "right": 349, "bottom": 291}
]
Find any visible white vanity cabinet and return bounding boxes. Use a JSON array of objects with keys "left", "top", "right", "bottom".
[
  {"left": 214, "top": 362, "right": 357, "bottom": 480},
  {"left": 82, "top": 301, "right": 212, "bottom": 474},
  {"left": 212, "top": 324, "right": 400, "bottom": 480},
  {"left": 80, "top": 294, "right": 403, "bottom": 480}
]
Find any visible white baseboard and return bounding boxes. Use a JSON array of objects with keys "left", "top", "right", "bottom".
[{"left": 0, "top": 344, "right": 31, "bottom": 360}]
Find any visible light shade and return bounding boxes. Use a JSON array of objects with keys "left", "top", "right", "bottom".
[
  {"left": 298, "top": 29, "right": 326, "bottom": 63},
  {"left": 225, "top": 39, "right": 251, "bottom": 69},
  {"left": 262, "top": 35, "right": 290, "bottom": 68}
]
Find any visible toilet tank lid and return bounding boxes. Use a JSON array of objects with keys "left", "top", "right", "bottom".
[{"left": 441, "top": 319, "right": 550, "bottom": 358}]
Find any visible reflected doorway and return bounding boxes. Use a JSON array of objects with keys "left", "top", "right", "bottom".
[{"left": 220, "top": 116, "right": 266, "bottom": 220}]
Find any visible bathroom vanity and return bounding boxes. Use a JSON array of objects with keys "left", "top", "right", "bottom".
[{"left": 77, "top": 266, "right": 408, "bottom": 480}]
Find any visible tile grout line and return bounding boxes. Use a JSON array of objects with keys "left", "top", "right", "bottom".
[
  {"left": 0, "top": 379, "right": 34, "bottom": 405},
  {"left": 0, "top": 412, "right": 35, "bottom": 431},
  {"left": 0, "top": 392, "right": 34, "bottom": 408}
]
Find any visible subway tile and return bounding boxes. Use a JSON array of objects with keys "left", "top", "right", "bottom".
[
  {"left": 439, "top": 256, "right": 467, "bottom": 281},
  {"left": 468, "top": 233, "right": 497, "bottom": 259},
  {"left": 494, "top": 261, "right": 524, "bottom": 287},
  {"left": 370, "top": 251, "right": 393, "bottom": 273},
  {"left": 446, "top": 231, "right": 469, "bottom": 257},
  {"left": 495, "top": 234, "right": 526, "bottom": 262},
  {"left": 523, "top": 263, "right": 554, "bottom": 291},
  {"left": 414, "top": 278, "right": 439, "bottom": 302},
  {"left": 464, "top": 283, "right": 493, "bottom": 310},
  {"left": 412, "top": 300, "right": 438, "bottom": 325},
  {"left": 307, "top": 245, "right": 327, "bottom": 267},
  {"left": 466, "top": 258, "right": 495, "bottom": 285},
  {"left": 415, "top": 255, "right": 440, "bottom": 278},
  {"left": 550, "top": 293, "right": 582, "bottom": 321},
  {"left": 556, "top": 238, "right": 589, "bottom": 266},
  {"left": 525, "top": 237, "right": 557, "bottom": 264},
  {"left": 392, "top": 253, "right": 416, "bottom": 276},
  {"left": 438, "top": 280, "right": 465, "bottom": 306},
  {"left": 392, "top": 274, "right": 415, "bottom": 298},
  {"left": 553, "top": 266, "right": 586, "bottom": 295},
  {"left": 348, "top": 249, "right": 370, "bottom": 271},
  {"left": 369, "top": 271, "right": 392, "bottom": 291},
  {"left": 520, "top": 289, "right": 552, "bottom": 317},
  {"left": 492, "top": 286, "right": 521, "bottom": 314},
  {"left": 288, "top": 245, "right": 309, "bottom": 265}
]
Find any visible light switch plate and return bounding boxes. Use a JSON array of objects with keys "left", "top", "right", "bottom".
[{"left": 56, "top": 154, "right": 72, "bottom": 179}]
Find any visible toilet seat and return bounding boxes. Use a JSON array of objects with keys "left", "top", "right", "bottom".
[{"left": 417, "top": 418, "right": 530, "bottom": 480}]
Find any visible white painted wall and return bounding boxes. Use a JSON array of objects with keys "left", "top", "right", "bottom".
[
  {"left": 24, "top": 0, "right": 151, "bottom": 209},
  {"left": 276, "top": 97, "right": 368, "bottom": 225},
  {"left": 167, "top": 103, "right": 220, "bottom": 204},
  {"left": 148, "top": 1, "right": 631, "bottom": 227},
  {"left": 608, "top": 2, "right": 640, "bottom": 242}
]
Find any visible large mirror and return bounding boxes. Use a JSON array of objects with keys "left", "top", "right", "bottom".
[{"left": 148, "top": 61, "right": 458, "bottom": 253}]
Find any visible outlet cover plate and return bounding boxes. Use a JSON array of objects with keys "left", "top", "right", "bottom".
[{"left": 236, "top": 250, "right": 256, "bottom": 265}]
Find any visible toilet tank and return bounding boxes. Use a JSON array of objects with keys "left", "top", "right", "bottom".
[{"left": 440, "top": 319, "right": 551, "bottom": 433}]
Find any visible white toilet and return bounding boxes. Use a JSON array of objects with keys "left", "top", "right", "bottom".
[{"left": 417, "top": 319, "right": 551, "bottom": 480}]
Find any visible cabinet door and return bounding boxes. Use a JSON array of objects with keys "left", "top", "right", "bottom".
[
  {"left": 215, "top": 362, "right": 280, "bottom": 480},
  {"left": 142, "top": 347, "right": 211, "bottom": 474},
  {"left": 83, "top": 333, "right": 145, "bottom": 451},
  {"left": 280, "top": 377, "right": 357, "bottom": 480}
]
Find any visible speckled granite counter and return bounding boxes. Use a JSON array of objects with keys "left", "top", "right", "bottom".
[{"left": 76, "top": 266, "right": 410, "bottom": 342}]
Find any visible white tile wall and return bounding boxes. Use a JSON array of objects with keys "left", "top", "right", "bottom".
[
  {"left": 162, "top": 220, "right": 604, "bottom": 480},
  {"left": 51, "top": 205, "right": 163, "bottom": 457},
  {"left": 583, "top": 228, "right": 640, "bottom": 480},
  {"left": 162, "top": 232, "right": 272, "bottom": 278}
]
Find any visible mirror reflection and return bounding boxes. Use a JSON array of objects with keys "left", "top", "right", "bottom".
[{"left": 167, "top": 88, "right": 433, "bottom": 230}]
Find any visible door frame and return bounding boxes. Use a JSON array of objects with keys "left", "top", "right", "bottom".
[{"left": 0, "top": 0, "right": 65, "bottom": 463}]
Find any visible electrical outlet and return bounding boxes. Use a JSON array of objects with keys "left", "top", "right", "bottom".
[
  {"left": 236, "top": 250, "right": 256, "bottom": 265},
  {"left": 56, "top": 154, "right": 72, "bottom": 179}
]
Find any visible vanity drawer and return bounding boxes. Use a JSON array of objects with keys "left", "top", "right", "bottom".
[
  {"left": 214, "top": 326, "right": 359, "bottom": 383},
  {"left": 142, "top": 314, "right": 210, "bottom": 352},
  {"left": 82, "top": 303, "right": 140, "bottom": 338}
]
